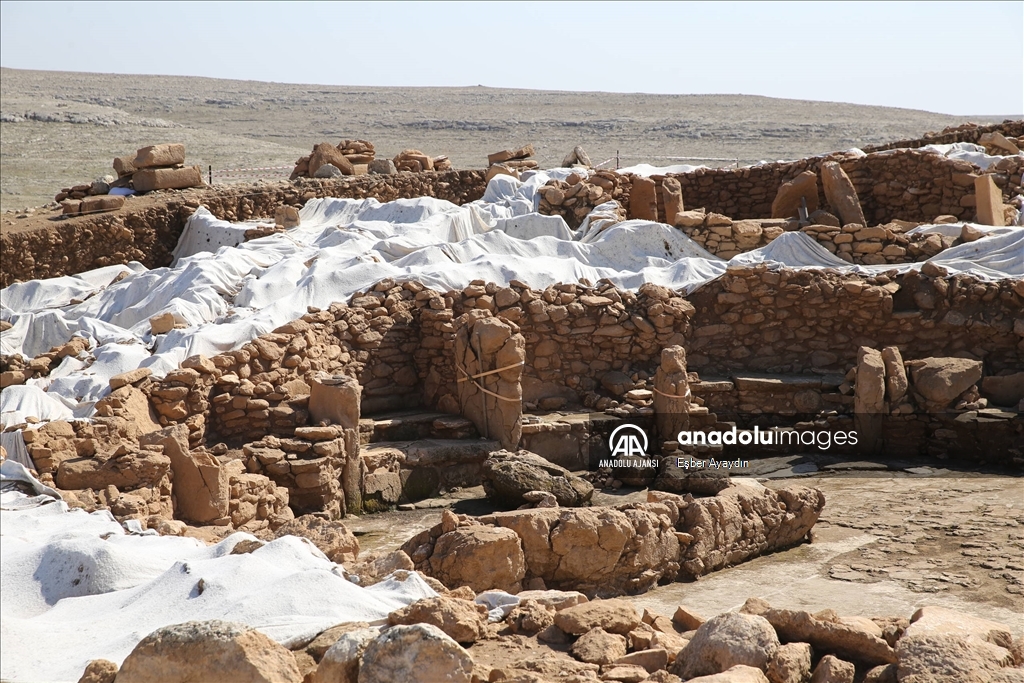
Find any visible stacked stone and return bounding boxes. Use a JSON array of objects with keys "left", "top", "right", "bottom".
[
  {"left": 861, "top": 119, "right": 1024, "bottom": 154},
  {"left": 444, "top": 280, "right": 696, "bottom": 412},
  {"left": 16, "top": 420, "right": 80, "bottom": 483},
  {"left": 392, "top": 149, "right": 451, "bottom": 173},
  {"left": 153, "top": 282, "right": 431, "bottom": 446},
  {"left": 147, "top": 362, "right": 215, "bottom": 449},
  {"left": 116, "top": 143, "right": 204, "bottom": 195},
  {"left": 537, "top": 170, "right": 627, "bottom": 228},
  {"left": 2, "top": 170, "right": 486, "bottom": 286},
  {"left": 675, "top": 212, "right": 786, "bottom": 259},
  {"left": 487, "top": 144, "right": 538, "bottom": 172},
  {"left": 241, "top": 426, "right": 350, "bottom": 518},
  {"left": 291, "top": 139, "right": 379, "bottom": 178},
  {"left": 686, "top": 265, "right": 1024, "bottom": 376},
  {"left": 665, "top": 149, "right": 1013, "bottom": 226},
  {"left": 20, "top": 416, "right": 174, "bottom": 525},
  {"left": 223, "top": 458, "right": 293, "bottom": 531},
  {"left": 0, "top": 349, "right": 56, "bottom": 388}
]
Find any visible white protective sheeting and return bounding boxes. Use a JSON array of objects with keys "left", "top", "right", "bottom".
[
  {"left": 616, "top": 163, "right": 706, "bottom": 176},
  {"left": 0, "top": 483, "right": 437, "bottom": 683},
  {"left": 2, "top": 175, "right": 1022, "bottom": 423},
  {"left": 1, "top": 385, "right": 75, "bottom": 429}
]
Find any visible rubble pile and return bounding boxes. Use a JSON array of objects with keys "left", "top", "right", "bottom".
[
  {"left": 70, "top": 595, "right": 1024, "bottom": 683},
  {"left": 290, "top": 139, "right": 380, "bottom": 179},
  {"left": 486, "top": 143, "right": 538, "bottom": 179},
  {"left": 54, "top": 142, "right": 204, "bottom": 217},
  {"left": 538, "top": 170, "right": 629, "bottom": 227},
  {"left": 393, "top": 149, "right": 452, "bottom": 173}
]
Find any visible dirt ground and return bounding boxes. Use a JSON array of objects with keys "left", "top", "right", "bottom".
[
  {"left": 348, "top": 468, "right": 1024, "bottom": 631},
  {"left": 0, "top": 67, "right": 1003, "bottom": 213}
]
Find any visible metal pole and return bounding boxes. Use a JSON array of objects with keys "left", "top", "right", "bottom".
[
  {"left": 208, "top": 165, "right": 212, "bottom": 185},
  {"left": 616, "top": 150, "right": 619, "bottom": 170}
]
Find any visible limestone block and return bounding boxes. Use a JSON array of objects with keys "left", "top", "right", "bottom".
[
  {"left": 974, "top": 174, "right": 1005, "bottom": 226},
  {"left": 629, "top": 177, "right": 659, "bottom": 222},
  {"left": 133, "top": 166, "right": 203, "bottom": 192},
  {"left": 134, "top": 143, "right": 186, "bottom": 169},
  {"left": 821, "top": 162, "right": 866, "bottom": 227}
]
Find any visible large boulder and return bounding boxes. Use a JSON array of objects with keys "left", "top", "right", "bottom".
[
  {"left": 482, "top": 449, "right": 594, "bottom": 507},
  {"left": 310, "top": 627, "right": 377, "bottom": 683},
  {"left": 571, "top": 627, "right": 627, "bottom": 665},
  {"left": 132, "top": 166, "right": 203, "bottom": 192},
  {"left": 427, "top": 525, "right": 526, "bottom": 593},
  {"left": 77, "top": 659, "right": 118, "bottom": 683},
  {"left": 981, "top": 372, "right": 1024, "bottom": 407},
  {"left": 388, "top": 596, "right": 488, "bottom": 644},
  {"left": 904, "top": 606, "right": 1013, "bottom": 649},
  {"left": 686, "top": 667, "right": 770, "bottom": 682},
  {"left": 56, "top": 447, "right": 170, "bottom": 491},
  {"left": 909, "top": 357, "right": 984, "bottom": 410},
  {"left": 114, "top": 620, "right": 301, "bottom": 683},
  {"left": 134, "top": 143, "right": 186, "bottom": 168},
  {"left": 743, "top": 601, "right": 896, "bottom": 666},
  {"left": 273, "top": 515, "right": 359, "bottom": 565},
  {"left": 671, "top": 612, "right": 779, "bottom": 679},
  {"left": 895, "top": 633, "right": 1016, "bottom": 682},
  {"left": 357, "top": 624, "right": 473, "bottom": 683},
  {"left": 554, "top": 599, "right": 641, "bottom": 636},
  {"left": 810, "top": 655, "right": 855, "bottom": 683},
  {"left": 766, "top": 642, "right": 812, "bottom": 683}
]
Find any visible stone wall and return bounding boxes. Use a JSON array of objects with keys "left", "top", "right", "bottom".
[
  {"left": 686, "top": 265, "right": 1023, "bottom": 377},
  {"left": 144, "top": 284, "right": 438, "bottom": 448},
  {"left": 860, "top": 120, "right": 1024, "bottom": 153},
  {"left": 664, "top": 149, "right": 1022, "bottom": 224},
  {"left": 401, "top": 483, "right": 825, "bottom": 597},
  {"left": 143, "top": 267, "right": 1022, "bottom": 446},
  {"left": 0, "top": 170, "right": 488, "bottom": 286}
]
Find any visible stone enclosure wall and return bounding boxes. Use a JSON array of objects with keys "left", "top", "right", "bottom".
[
  {"left": 6, "top": 123, "right": 1023, "bottom": 287},
  {"left": 144, "top": 267, "right": 1023, "bottom": 452},
  {"left": 660, "top": 149, "right": 1022, "bottom": 225},
  {"left": 0, "top": 170, "right": 488, "bottom": 286}
]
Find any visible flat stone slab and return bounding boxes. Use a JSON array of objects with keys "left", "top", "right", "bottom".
[{"left": 732, "top": 374, "right": 823, "bottom": 391}]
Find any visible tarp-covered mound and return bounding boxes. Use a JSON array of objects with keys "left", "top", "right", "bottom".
[
  {"left": 0, "top": 475, "right": 436, "bottom": 683},
  {"left": 2, "top": 168, "right": 1021, "bottom": 423}
]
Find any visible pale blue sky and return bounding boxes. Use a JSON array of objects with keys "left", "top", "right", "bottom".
[{"left": 1, "top": 1, "right": 1021, "bottom": 116}]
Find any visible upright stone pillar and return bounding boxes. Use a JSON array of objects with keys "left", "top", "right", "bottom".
[
  {"left": 854, "top": 347, "right": 886, "bottom": 455},
  {"left": 454, "top": 314, "right": 524, "bottom": 450},
  {"left": 309, "top": 373, "right": 362, "bottom": 514},
  {"left": 628, "top": 176, "right": 659, "bottom": 221},
  {"left": 654, "top": 345, "right": 692, "bottom": 445}
]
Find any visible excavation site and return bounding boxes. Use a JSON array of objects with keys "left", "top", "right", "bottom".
[{"left": 1, "top": 120, "right": 1023, "bottom": 683}]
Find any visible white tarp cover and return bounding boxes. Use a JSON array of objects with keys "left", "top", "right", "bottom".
[
  {"left": 0, "top": 475, "right": 436, "bottom": 683},
  {"left": 1, "top": 170, "right": 1022, "bottom": 424}
]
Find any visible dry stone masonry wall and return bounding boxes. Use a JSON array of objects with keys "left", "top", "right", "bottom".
[{"left": 0, "top": 170, "right": 487, "bottom": 286}]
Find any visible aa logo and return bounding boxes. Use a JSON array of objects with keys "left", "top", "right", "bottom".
[{"left": 608, "top": 424, "right": 648, "bottom": 458}]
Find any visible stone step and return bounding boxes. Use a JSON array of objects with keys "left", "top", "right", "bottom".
[{"left": 358, "top": 410, "right": 477, "bottom": 445}]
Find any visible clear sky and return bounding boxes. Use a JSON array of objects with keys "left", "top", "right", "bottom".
[{"left": 1, "top": 1, "right": 1021, "bottom": 116}]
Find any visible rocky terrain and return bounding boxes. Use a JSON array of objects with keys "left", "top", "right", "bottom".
[
  {"left": 1, "top": 69, "right": 1022, "bottom": 683},
  {"left": 0, "top": 67, "right": 1008, "bottom": 213}
]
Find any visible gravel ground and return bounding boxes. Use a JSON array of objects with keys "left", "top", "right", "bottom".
[{"left": 0, "top": 67, "right": 1002, "bottom": 212}]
